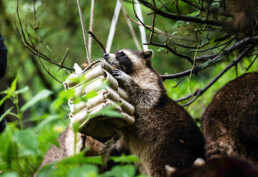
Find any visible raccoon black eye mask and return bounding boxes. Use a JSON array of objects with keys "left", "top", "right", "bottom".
[{"left": 103, "top": 51, "right": 133, "bottom": 74}]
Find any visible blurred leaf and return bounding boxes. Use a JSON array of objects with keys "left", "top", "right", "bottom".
[
  {"left": 84, "top": 91, "right": 98, "bottom": 101},
  {"left": 36, "top": 115, "right": 60, "bottom": 130},
  {"left": 101, "top": 165, "right": 136, "bottom": 177},
  {"left": 201, "top": 59, "right": 211, "bottom": 69},
  {"left": 10, "top": 78, "right": 17, "bottom": 93},
  {"left": 0, "top": 107, "right": 14, "bottom": 122},
  {"left": 201, "top": 31, "right": 209, "bottom": 45},
  {"left": 0, "top": 94, "right": 10, "bottom": 107},
  {"left": 37, "top": 163, "right": 56, "bottom": 177},
  {"left": 37, "top": 131, "right": 60, "bottom": 148},
  {"left": 110, "top": 154, "right": 140, "bottom": 163},
  {"left": 15, "top": 86, "right": 29, "bottom": 94},
  {"left": 12, "top": 129, "right": 39, "bottom": 156},
  {"left": 52, "top": 89, "right": 74, "bottom": 109},
  {"left": 58, "top": 152, "right": 103, "bottom": 166},
  {"left": 188, "top": 10, "right": 200, "bottom": 17},
  {"left": 21, "top": 89, "right": 53, "bottom": 112},
  {"left": 67, "top": 164, "right": 98, "bottom": 177},
  {"left": 89, "top": 106, "right": 122, "bottom": 119},
  {"left": 0, "top": 124, "right": 18, "bottom": 166},
  {"left": 0, "top": 172, "right": 19, "bottom": 177}
]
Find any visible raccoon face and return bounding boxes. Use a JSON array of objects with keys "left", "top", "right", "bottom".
[{"left": 103, "top": 49, "right": 153, "bottom": 75}]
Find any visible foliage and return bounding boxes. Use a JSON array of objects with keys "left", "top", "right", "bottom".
[{"left": 0, "top": 79, "right": 140, "bottom": 177}]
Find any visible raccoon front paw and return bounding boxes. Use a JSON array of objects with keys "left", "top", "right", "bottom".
[{"left": 112, "top": 69, "right": 132, "bottom": 87}]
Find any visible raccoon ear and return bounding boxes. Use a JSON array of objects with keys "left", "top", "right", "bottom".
[{"left": 142, "top": 50, "right": 153, "bottom": 60}]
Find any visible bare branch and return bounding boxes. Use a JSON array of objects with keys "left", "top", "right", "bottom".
[
  {"left": 245, "top": 55, "right": 257, "bottom": 71},
  {"left": 119, "top": 0, "right": 142, "bottom": 50},
  {"left": 161, "top": 36, "right": 258, "bottom": 80},
  {"left": 77, "top": 0, "right": 91, "bottom": 64},
  {"left": 181, "top": 0, "right": 202, "bottom": 10},
  {"left": 176, "top": 46, "right": 254, "bottom": 106},
  {"left": 15, "top": 0, "right": 74, "bottom": 71},
  {"left": 148, "top": 0, "right": 156, "bottom": 43},
  {"left": 88, "top": 31, "right": 106, "bottom": 53},
  {"left": 145, "top": 41, "right": 194, "bottom": 64},
  {"left": 138, "top": 0, "right": 224, "bottom": 26},
  {"left": 58, "top": 48, "right": 69, "bottom": 71},
  {"left": 37, "top": 53, "right": 63, "bottom": 84}
]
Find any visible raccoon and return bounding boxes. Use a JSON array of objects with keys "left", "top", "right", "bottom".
[
  {"left": 202, "top": 72, "right": 258, "bottom": 164},
  {"left": 103, "top": 49, "right": 205, "bottom": 177},
  {"left": 166, "top": 157, "right": 258, "bottom": 177}
]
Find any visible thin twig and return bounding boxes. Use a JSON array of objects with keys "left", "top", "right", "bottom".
[
  {"left": 76, "top": 0, "right": 91, "bottom": 64},
  {"left": 15, "top": 0, "right": 73, "bottom": 71},
  {"left": 58, "top": 48, "right": 69, "bottom": 71},
  {"left": 134, "top": 0, "right": 148, "bottom": 50},
  {"left": 119, "top": 0, "right": 141, "bottom": 50},
  {"left": 181, "top": 0, "right": 202, "bottom": 10},
  {"left": 187, "top": 37, "right": 235, "bottom": 53},
  {"left": 14, "top": 12, "right": 73, "bottom": 71},
  {"left": 88, "top": 31, "right": 106, "bottom": 53},
  {"left": 37, "top": 52, "right": 63, "bottom": 84},
  {"left": 245, "top": 55, "right": 257, "bottom": 71},
  {"left": 161, "top": 36, "right": 258, "bottom": 80},
  {"left": 172, "top": 76, "right": 186, "bottom": 88},
  {"left": 138, "top": 0, "right": 224, "bottom": 26},
  {"left": 88, "top": 0, "right": 95, "bottom": 58},
  {"left": 177, "top": 46, "right": 253, "bottom": 106},
  {"left": 145, "top": 41, "right": 194, "bottom": 64},
  {"left": 148, "top": 0, "right": 156, "bottom": 43}
]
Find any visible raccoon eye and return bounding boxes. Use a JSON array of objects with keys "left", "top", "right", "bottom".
[{"left": 119, "top": 52, "right": 125, "bottom": 57}]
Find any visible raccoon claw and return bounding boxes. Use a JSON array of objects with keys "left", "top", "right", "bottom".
[
  {"left": 112, "top": 69, "right": 122, "bottom": 77},
  {"left": 112, "top": 69, "right": 131, "bottom": 87}
]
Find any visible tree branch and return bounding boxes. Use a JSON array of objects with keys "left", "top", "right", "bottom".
[
  {"left": 176, "top": 46, "right": 254, "bottom": 106},
  {"left": 161, "top": 36, "right": 258, "bottom": 80},
  {"left": 138, "top": 0, "right": 224, "bottom": 26}
]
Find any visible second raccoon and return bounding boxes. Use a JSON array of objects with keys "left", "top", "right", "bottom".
[{"left": 202, "top": 72, "right": 258, "bottom": 164}]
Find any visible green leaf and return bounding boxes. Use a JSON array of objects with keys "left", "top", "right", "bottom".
[
  {"left": 15, "top": 86, "right": 29, "bottom": 94},
  {"left": 201, "top": 59, "right": 211, "bottom": 69},
  {"left": 12, "top": 129, "right": 39, "bottom": 156},
  {"left": 52, "top": 89, "right": 74, "bottom": 109},
  {"left": 188, "top": 10, "right": 200, "bottom": 17},
  {"left": 110, "top": 154, "right": 140, "bottom": 163},
  {"left": 101, "top": 165, "right": 136, "bottom": 177},
  {"left": 0, "top": 172, "right": 19, "bottom": 177},
  {"left": 58, "top": 152, "right": 103, "bottom": 166},
  {"left": 21, "top": 89, "right": 53, "bottom": 112},
  {"left": 89, "top": 106, "right": 122, "bottom": 119},
  {"left": 0, "top": 106, "right": 14, "bottom": 122},
  {"left": 0, "top": 94, "right": 10, "bottom": 107},
  {"left": 38, "top": 163, "right": 56, "bottom": 177},
  {"left": 36, "top": 115, "right": 60, "bottom": 130},
  {"left": 82, "top": 156, "right": 103, "bottom": 165},
  {"left": 10, "top": 78, "right": 17, "bottom": 93},
  {"left": 67, "top": 164, "right": 98, "bottom": 177}
]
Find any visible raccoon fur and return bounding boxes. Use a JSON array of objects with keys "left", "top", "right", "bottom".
[
  {"left": 103, "top": 49, "right": 205, "bottom": 177},
  {"left": 202, "top": 72, "right": 258, "bottom": 164},
  {"left": 166, "top": 157, "right": 258, "bottom": 177}
]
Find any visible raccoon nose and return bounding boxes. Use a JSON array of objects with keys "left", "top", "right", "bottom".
[{"left": 103, "top": 53, "right": 109, "bottom": 59}]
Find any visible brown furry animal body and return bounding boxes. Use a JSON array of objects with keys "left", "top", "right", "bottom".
[
  {"left": 103, "top": 49, "right": 205, "bottom": 177},
  {"left": 167, "top": 157, "right": 258, "bottom": 177},
  {"left": 202, "top": 72, "right": 258, "bottom": 163}
]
